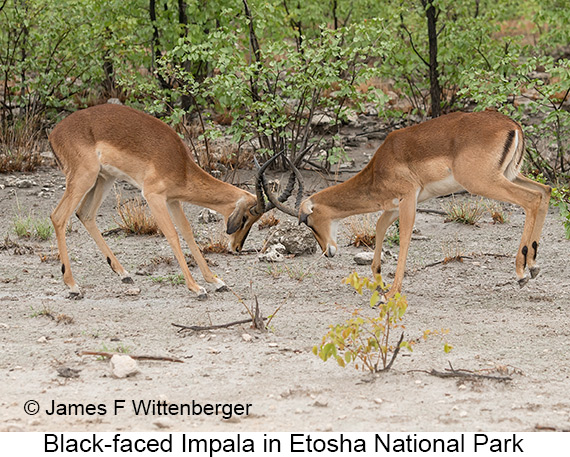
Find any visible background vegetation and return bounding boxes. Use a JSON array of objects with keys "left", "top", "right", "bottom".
[{"left": 1, "top": 0, "right": 568, "bottom": 189}]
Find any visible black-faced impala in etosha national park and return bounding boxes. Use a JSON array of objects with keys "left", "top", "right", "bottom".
[
  {"left": 48, "top": 103, "right": 301, "bottom": 300},
  {"left": 265, "top": 110, "right": 552, "bottom": 301}
]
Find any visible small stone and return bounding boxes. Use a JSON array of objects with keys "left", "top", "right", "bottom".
[
  {"left": 354, "top": 252, "right": 375, "bottom": 265},
  {"left": 313, "top": 399, "right": 328, "bottom": 408},
  {"left": 16, "top": 178, "right": 35, "bottom": 188},
  {"left": 241, "top": 333, "right": 252, "bottom": 342},
  {"left": 125, "top": 287, "right": 141, "bottom": 296},
  {"left": 459, "top": 410, "right": 468, "bottom": 418},
  {"left": 110, "top": 354, "right": 139, "bottom": 378},
  {"left": 37, "top": 336, "right": 48, "bottom": 344},
  {"left": 57, "top": 366, "right": 81, "bottom": 378},
  {"left": 198, "top": 208, "right": 221, "bottom": 223},
  {"left": 153, "top": 418, "right": 173, "bottom": 429},
  {"left": 374, "top": 398, "right": 383, "bottom": 405},
  {"left": 258, "top": 243, "right": 286, "bottom": 263}
]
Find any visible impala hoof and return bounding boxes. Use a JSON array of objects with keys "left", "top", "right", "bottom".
[
  {"left": 215, "top": 283, "right": 229, "bottom": 293},
  {"left": 529, "top": 267, "right": 540, "bottom": 279},
  {"left": 196, "top": 288, "right": 208, "bottom": 301},
  {"left": 122, "top": 276, "right": 134, "bottom": 284},
  {"left": 68, "top": 291, "right": 83, "bottom": 300},
  {"left": 518, "top": 276, "right": 530, "bottom": 288}
]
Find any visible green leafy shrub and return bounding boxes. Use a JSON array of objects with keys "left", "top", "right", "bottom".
[{"left": 313, "top": 273, "right": 414, "bottom": 373}]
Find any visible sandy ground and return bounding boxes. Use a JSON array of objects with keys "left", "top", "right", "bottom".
[{"left": 1, "top": 143, "right": 569, "bottom": 433}]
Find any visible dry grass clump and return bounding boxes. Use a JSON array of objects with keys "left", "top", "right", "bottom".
[
  {"left": 485, "top": 201, "right": 510, "bottom": 224},
  {"left": 0, "top": 113, "right": 43, "bottom": 172},
  {"left": 200, "top": 223, "right": 230, "bottom": 254},
  {"left": 442, "top": 197, "right": 486, "bottom": 225},
  {"left": 114, "top": 193, "right": 161, "bottom": 235},
  {"left": 347, "top": 214, "right": 376, "bottom": 247}
]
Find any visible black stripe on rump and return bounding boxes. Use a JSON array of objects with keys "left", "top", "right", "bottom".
[{"left": 499, "top": 130, "right": 516, "bottom": 168}]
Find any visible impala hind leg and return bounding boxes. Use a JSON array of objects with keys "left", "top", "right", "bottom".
[
  {"left": 462, "top": 176, "right": 544, "bottom": 286},
  {"left": 371, "top": 209, "right": 399, "bottom": 277},
  {"left": 51, "top": 173, "right": 99, "bottom": 298},
  {"left": 512, "top": 175, "right": 551, "bottom": 280},
  {"left": 167, "top": 201, "right": 228, "bottom": 292},
  {"left": 75, "top": 175, "right": 133, "bottom": 284},
  {"left": 144, "top": 193, "right": 207, "bottom": 300},
  {"left": 384, "top": 195, "right": 417, "bottom": 300}
]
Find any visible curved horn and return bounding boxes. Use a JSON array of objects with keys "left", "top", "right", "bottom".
[
  {"left": 259, "top": 152, "right": 304, "bottom": 218},
  {"left": 252, "top": 157, "right": 266, "bottom": 216}
]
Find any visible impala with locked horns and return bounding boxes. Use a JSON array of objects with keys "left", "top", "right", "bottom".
[
  {"left": 265, "top": 110, "right": 551, "bottom": 301},
  {"left": 48, "top": 104, "right": 301, "bottom": 300}
]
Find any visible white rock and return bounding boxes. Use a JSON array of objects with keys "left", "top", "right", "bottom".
[
  {"left": 241, "top": 333, "right": 252, "bottom": 342},
  {"left": 153, "top": 418, "right": 173, "bottom": 429},
  {"left": 354, "top": 252, "right": 375, "bottom": 265},
  {"left": 258, "top": 243, "right": 286, "bottom": 263},
  {"left": 198, "top": 208, "right": 221, "bottom": 223},
  {"left": 110, "top": 354, "right": 139, "bottom": 378},
  {"left": 124, "top": 287, "right": 141, "bottom": 296}
]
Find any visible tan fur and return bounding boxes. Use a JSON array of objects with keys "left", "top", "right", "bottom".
[
  {"left": 300, "top": 111, "right": 551, "bottom": 299},
  {"left": 49, "top": 104, "right": 261, "bottom": 299}
]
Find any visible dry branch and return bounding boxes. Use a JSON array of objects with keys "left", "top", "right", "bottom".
[
  {"left": 171, "top": 317, "right": 267, "bottom": 333},
  {"left": 79, "top": 351, "right": 184, "bottom": 363},
  {"left": 424, "top": 362, "right": 512, "bottom": 381}
]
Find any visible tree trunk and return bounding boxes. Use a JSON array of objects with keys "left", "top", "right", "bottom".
[{"left": 423, "top": 0, "right": 441, "bottom": 117}]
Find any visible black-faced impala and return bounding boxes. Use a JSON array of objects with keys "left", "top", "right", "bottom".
[
  {"left": 265, "top": 111, "right": 551, "bottom": 300},
  {"left": 49, "top": 104, "right": 299, "bottom": 299}
]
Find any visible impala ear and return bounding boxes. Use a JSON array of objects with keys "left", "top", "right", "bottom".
[{"left": 226, "top": 206, "right": 246, "bottom": 235}]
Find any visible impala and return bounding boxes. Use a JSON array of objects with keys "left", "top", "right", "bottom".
[
  {"left": 266, "top": 111, "right": 551, "bottom": 300},
  {"left": 49, "top": 103, "right": 298, "bottom": 299}
]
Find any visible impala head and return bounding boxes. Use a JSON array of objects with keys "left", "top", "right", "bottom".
[
  {"left": 226, "top": 152, "right": 305, "bottom": 252},
  {"left": 225, "top": 192, "right": 263, "bottom": 253},
  {"left": 299, "top": 198, "right": 338, "bottom": 257}
]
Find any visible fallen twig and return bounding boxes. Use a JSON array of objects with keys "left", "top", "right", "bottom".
[
  {"left": 425, "top": 362, "right": 512, "bottom": 381},
  {"left": 171, "top": 317, "right": 267, "bottom": 333},
  {"left": 417, "top": 208, "right": 447, "bottom": 215},
  {"left": 79, "top": 351, "right": 184, "bottom": 363}
]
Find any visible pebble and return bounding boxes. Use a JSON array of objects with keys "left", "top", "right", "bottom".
[
  {"left": 110, "top": 354, "right": 140, "bottom": 378},
  {"left": 124, "top": 287, "right": 141, "bottom": 296},
  {"left": 153, "top": 418, "right": 173, "bottom": 429},
  {"left": 354, "top": 252, "right": 375, "bottom": 265}
]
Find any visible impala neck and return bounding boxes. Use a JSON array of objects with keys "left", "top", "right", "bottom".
[
  {"left": 185, "top": 165, "right": 246, "bottom": 218},
  {"left": 315, "top": 165, "right": 379, "bottom": 219}
]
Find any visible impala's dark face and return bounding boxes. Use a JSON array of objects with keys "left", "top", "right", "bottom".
[
  {"left": 226, "top": 194, "right": 263, "bottom": 253},
  {"left": 299, "top": 199, "right": 338, "bottom": 257}
]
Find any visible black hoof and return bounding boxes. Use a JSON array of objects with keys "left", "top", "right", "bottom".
[
  {"left": 122, "top": 276, "right": 135, "bottom": 284},
  {"left": 215, "top": 284, "right": 229, "bottom": 293},
  {"left": 529, "top": 267, "right": 540, "bottom": 279},
  {"left": 68, "top": 292, "right": 83, "bottom": 300},
  {"left": 196, "top": 288, "right": 208, "bottom": 301},
  {"left": 518, "top": 276, "right": 530, "bottom": 288}
]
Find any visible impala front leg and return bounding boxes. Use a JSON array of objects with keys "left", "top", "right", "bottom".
[
  {"left": 167, "top": 200, "right": 228, "bottom": 292},
  {"left": 371, "top": 209, "right": 399, "bottom": 277},
  {"left": 145, "top": 193, "right": 208, "bottom": 300},
  {"left": 384, "top": 194, "right": 417, "bottom": 299}
]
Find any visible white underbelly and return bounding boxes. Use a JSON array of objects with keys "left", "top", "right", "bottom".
[{"left": 417, "top": 173, "right": 464, "bottom": 202}]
